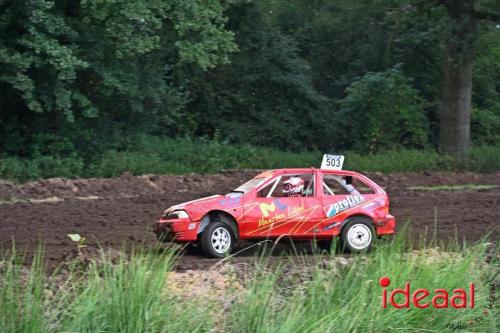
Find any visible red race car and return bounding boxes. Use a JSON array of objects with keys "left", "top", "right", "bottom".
[{"left": 154, "top": 155, "right": 395, "bottom": 257}]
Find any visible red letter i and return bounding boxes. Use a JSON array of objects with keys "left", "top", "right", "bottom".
[
  {"left": 382, "top": 288, "right": 387, "bottom": 308},
  {"left": 379, "top": 276, "right": 391, "bottom": 308}
]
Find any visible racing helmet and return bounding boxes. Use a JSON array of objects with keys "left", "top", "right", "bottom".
[{"left": 283, "top": 177, "right": 305, "bottom": 196}]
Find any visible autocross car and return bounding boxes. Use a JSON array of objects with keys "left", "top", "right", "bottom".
[{"left": 154, "top": 155, "right": 396, "bottom": 257}]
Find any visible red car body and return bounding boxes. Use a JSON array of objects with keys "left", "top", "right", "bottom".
[{"left": 154, "top": 168, "right": 395, "bottom": 247}]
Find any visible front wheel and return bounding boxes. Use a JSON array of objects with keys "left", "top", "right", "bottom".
[
  {"left": 340, "top": 218, "right": 375, "bottom": 253},
  {"left": 200, "top": 221, "right": 234, "bottom": 258}
]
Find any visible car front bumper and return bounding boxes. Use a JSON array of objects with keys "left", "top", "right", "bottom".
[{"left": 153, "top": 218, "right": 199, "bottom": 242}]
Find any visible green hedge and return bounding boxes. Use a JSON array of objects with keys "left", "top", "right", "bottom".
[{"left": 0, "top": 136, "right": 499, "bottom": 182}]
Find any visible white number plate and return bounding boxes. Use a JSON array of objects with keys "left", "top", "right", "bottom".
[{"left": 321, "top": 154, "right": 344, "bottom": 170}]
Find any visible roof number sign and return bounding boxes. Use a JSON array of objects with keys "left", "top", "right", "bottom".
[{"left": 321, "top": 154, "right": 344, "bottom": 170}]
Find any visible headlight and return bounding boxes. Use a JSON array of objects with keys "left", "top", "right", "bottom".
[
  {"left": 162, "top": 209, "right": 189, "bottom": 219},
  {"left": 174, "top": 210, "right": 189, "bottom": 219}
]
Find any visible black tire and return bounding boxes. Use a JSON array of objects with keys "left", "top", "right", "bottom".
[
  {"left": 340, "top": 217, "right": 375, "bottom": 253},
  {"left": 315, "top": 240, "right": 333, "bottom": 253},
  {"left": 183, "top": 242, "right": 203, "bottom": 255},
  {"left": 200, "top": 221, "right": 234, "bottom": 258}
]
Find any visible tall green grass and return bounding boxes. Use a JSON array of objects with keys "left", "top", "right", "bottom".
[
  {"left": 1, "top": 135, "right": 499, "bottom": 182},
  {"left": 0, "top": 249, "right": 47, "bottom": 333},
  {"left": 228, "top": 236, "right": 497, "bottom": 333},
  {"left": 0, "top": 248, "right": 212, "bottom": 333},
  {"left": 0, "top": 233, "right": 497, "bottom": 332}
]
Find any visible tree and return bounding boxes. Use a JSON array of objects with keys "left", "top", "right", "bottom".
[
  {"left": 436, "top": 0, "right": 499, "bottom": 159},
  {"left": 181, "top": 1, "right": 332, "bottom": 150}
]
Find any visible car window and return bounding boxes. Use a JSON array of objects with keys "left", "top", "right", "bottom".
[
  {"left": 258, "top": 177, "right": 280, "bottom": 197},
  {"left": 323, "top": 175, "right": 361, "bottom": 196},
  {"left": 351, "top": 177, "right": 375, "bottom": 194},
  {"left": 267, "top": 173, "right": 314, "bottom": 198}
]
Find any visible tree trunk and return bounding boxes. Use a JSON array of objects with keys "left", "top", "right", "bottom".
[{"left": 439, "top": 1, "right": 476, "bottom": 160}]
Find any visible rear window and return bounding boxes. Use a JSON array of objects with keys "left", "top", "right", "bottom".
[
  {"left": 351, "top": 177, "right": 375, "bottom": 194},
  {"left": 322, "top": 175, "right": 375, "bottom": 195}
]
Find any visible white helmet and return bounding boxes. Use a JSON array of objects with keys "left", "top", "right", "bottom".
[{"left": 283, "top": 177, "right": 305, "bottom": 196}]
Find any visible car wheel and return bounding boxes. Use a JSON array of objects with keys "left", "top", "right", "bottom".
[
  {"left": 340, "top": 218, "right": 375, "bottom": 253},
  {"left": 200, "top": 221, "right": 234, "bottom": 258}
]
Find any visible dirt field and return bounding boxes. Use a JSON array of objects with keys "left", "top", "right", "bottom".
[{"left": 0, "top": 170, "right": 498, "bottom": 269}]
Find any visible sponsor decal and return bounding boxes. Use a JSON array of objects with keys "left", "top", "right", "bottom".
[
  {"left": 274, "top": 198, "right": 287, "bottom": 210},
  {"left": 323, "top": 221, "right": 341, "bottom": 231},
  {"left": 258, "top": 214, "right": 285, "bottom": 228},
  {"left": 362, "top": 199, "right": 384, "bottom": 210},
  {"left": 325, "top": 195, "right": 364, "bottom": 217},
  {"left": 219, "top": 196, "right": 241, "bottom": 206},
  {"left": 259, "top": 199, "right": 287, "bottom": 217},
  {"left": 190, "top": 205, "right": 210, "bottom": 213},
  {"left": 288, "top": 205, "right": 304, "bottom": 215},
  {"left": 379, "top": 276, "right": 475, "bottom": 309},
  {"left": 258, "top": 202, "right": 304, "bottom": 228},
  {"left": 362, "top": 202, "right": 376, "bottom": 209}
]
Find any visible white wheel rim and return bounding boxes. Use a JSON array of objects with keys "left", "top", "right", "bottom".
[
  {"left": 347, "top": 224, "right": 372, "bottom": 250},
  {"left": 211, "top": 227, "right": 231, "bottom": 254}
]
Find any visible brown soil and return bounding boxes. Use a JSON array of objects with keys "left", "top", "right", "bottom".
[{"left": 0, "top": 170, "right": 498, "bottom": 270}]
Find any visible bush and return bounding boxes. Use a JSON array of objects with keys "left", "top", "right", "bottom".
[
  {"left": 467, "top": 146, "right": 500, "bottom": 173},
  {"left": 344, "top": 149, "right": 456, "bottom": 173},
  {"left": 339, "top": 68, "right": 429, "bottom": 152},
  {"left": 471, "top": 108, "right": 500, "bottom": 146}
]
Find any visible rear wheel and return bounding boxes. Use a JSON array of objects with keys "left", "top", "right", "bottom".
[
  {"left": 200, "top": 221, "right": 234, "bottom": 258},
  {"left": 340, "top": 218, "right": 375, "bottom": 253}
]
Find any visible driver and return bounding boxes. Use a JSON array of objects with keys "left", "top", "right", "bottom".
[{"left": 283, "top": 176, "right": 305, "bottom": 197}]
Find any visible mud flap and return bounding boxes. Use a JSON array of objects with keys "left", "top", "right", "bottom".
[{"left": 197, "top": 215, "right": 210, "bottom": 235}]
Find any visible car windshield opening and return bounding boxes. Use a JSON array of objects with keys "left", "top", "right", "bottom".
[{"left": 227, "top": 177, "right": 269, "bottom": 196}]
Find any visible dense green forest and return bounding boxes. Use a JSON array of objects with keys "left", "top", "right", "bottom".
[{"left": 0, "top": 0, "right": 499, "bottom": 180}]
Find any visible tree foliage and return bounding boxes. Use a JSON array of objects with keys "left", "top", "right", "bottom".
[{"left": 0, "top": 0, "right": 498, "bottom": 163}]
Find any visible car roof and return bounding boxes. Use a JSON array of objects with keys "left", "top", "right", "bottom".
[{"left": 255, "top": 168, "right": 362, "bottom": 177}]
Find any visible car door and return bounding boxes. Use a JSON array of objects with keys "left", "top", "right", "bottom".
[
  {"left": 243, "top": 172, "right": 323, "bottom": 238},
  {"left": 320, "top": 173, "right": 367, "bottom": 234}
]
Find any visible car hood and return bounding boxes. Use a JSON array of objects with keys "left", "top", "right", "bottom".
[{"left": 164, "top": 195, "right": 223, "bottom": 214}]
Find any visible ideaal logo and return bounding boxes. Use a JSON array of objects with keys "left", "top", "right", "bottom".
[
  {"left": 379, "top": 276, "right": 475, "bottom": 309},
  {"left": 326, "top": 195, "right": 363, "bottom": 217}
]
